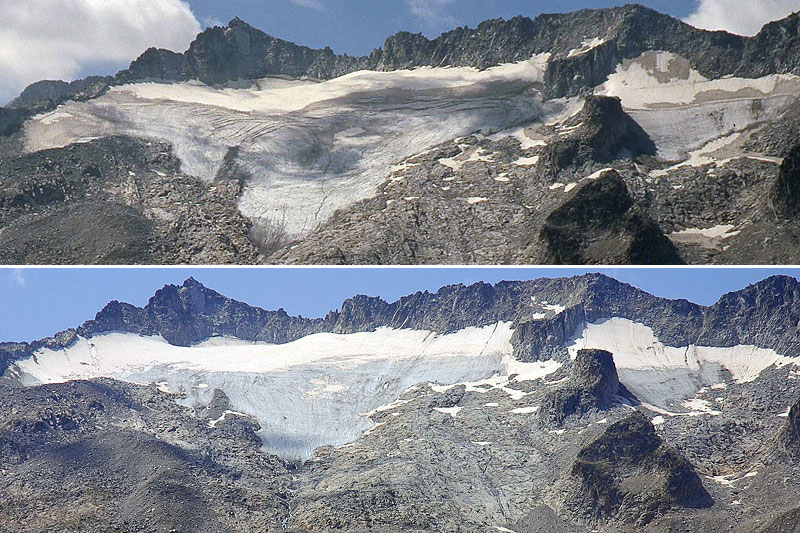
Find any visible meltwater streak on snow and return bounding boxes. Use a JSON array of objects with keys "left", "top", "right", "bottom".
[
  {"left": 596, "top": 51, "right": 800, "bottom": 161},
  {"left": 567, "top": 317, "right": 798, "bottom": 413},
  {"left": 24, "top": 56, "right": 555, "bottom": 237},
  {"left": 12, "top": 323, "right": 519, "bottom": 461}
]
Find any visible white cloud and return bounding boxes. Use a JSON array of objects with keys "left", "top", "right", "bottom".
[
  {"left": 408, "top": 0, "right": 458, "bottom": 29},
  {"left": 0, "top": 0, "right": 202, "bottom": 104},
  {"left": 203, "top": 16, "right": 224, "bottom": 29},
  {"left": 11, "top": 269, "right": 26, "bottom": 288},
  {"left": 288, "top": 0, "right": 325, "bottom": 10},
  {"left": 684, "top": 0, "right": 799, "bottom": 36}
]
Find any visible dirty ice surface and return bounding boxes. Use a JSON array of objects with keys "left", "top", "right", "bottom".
[{"left": 25, "top": 56, "right": 558, "bottom": 238}]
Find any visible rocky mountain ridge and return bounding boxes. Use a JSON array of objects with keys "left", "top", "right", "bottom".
[
  {"left": 3, "top": 272, "right": 800, "bottom": 374},
  {"left": 3, "top": 274, "right": 800, "bottom": 531},
  {"left": 3, "top": 5, "right": 800, "bottom": 265},
  {"left": 6, "top": 5, "right": 800, "bottom": 114}
]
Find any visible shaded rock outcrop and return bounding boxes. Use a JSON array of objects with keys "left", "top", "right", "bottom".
[
  {"left": 552, "top": 412, "right": 712, "bottom": 527},
  {"left": 539, "top": 349, "right": 621, "bottom": 426},
  {"left": 778, "top": 398, "right": 800, "bottom": 460},
  {"left": 770, "top": 144, "right": 800, "bottom": 219},
  {"left": 759, "top": 507, "right": 800, "bottom": 533},
  {"left": 543, "top": 96, "right": 655, "bottom": 170},
  {"left": 540, "top": 171, "right": 683, "bottom": 264}
]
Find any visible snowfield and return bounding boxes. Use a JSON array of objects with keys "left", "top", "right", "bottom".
[
  {"left": 7, "top": 314, "right": 797, "bottom": 456},
  {"left": 597, "top": 51, "right": 800, "bottom": 161},
  {"left": 9, "top": 323, "right": 537, "bottom": 460},
  {"left": 24, "top": 56, "right": 557, "bottom": 238},
  {"left": 568, "top": 317, "right": 798, "bottom": 413}
]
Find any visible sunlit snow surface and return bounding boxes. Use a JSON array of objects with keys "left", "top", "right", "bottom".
[
  {"left": 596, "top": 51, "right": 800, "bottom": 161},
  {"left": 568, "top": 318, "right": 798, "bottom": 413},
  {"left": 24, "top": 57, "right": 555, "bottom": 237},
  {"left": 9, "top": 323, "right": 548, "bottom": 460}
]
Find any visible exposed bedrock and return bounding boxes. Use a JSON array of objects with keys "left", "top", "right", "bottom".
[
  {"left": 759, "top": 507, "right": 800, "bottom": 533},
  {"left": 551, "top": 412, "right": 713, "bottom": 527},
  {"left": 539, "top": 348, "right": 622, "bottom": 427},
  {"left": 770, "top": 144, "right": 800, "bottom": 219},
  {"left": 778, "top": 398, "right": 800, "bottom": 460},
  {"left": 542, "top": 95, "right": 656, "bottom": 170},
  {"left": 539, "top": 171, "right": 683, "bottom": 265}
]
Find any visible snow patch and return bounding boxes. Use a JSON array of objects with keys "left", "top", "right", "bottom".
[
  {"left": 567, "top": 37, "right": 607, "bottom": 58},
  {"left": 434, "top": 406, "right": 462, "bottom": 417},
  {"left": 467, "top": 197, "right": 488, "bottom": 205},
  {"left": 598, "top": 51, "right": 800, "bottom": 109},
  {"left": 682, "top": 398, "right": 722, "bottom": 416},
  {"left": 488, "top": 123, "right": 548, "bottom": 150},
  {"left": 669, "top": 224, "right": 741, "bottom": 250},
  {"left": 510, "top": 406, "right": 540, "bottom": 414},
  {"left": 208, "top": 410, "right": 247, "bottom": 428},
  {"left": 512, "top": 156, "right": 540, "bottom": 166}
]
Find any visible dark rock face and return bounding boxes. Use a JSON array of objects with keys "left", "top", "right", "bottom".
[
  {"left": 779, "top": 399, "right": 800, "bottom": 459},
  {"left": 578, "top": 95, "right": 655, "bottom": 162},
  {"left": 770, "top": 144, "right": 800, "bottom": 219},
  {"left": 0, "top": 136, "right": 262, "bottom": 265},
  {"left": 0, "top": 379, "right": 291, "bottom": 531},
  {"left": 540, "top": 171, "right": 683, "bottom": 265},
  {"left": 539, "top": 349, "right": 620, "bottom": 426},
  {"left": 0, "top": 201, "right": 156, "bottom": 264},
  {"left": 0, "top": 108, "right": 32, "bottom": 136},
  {"left": 554, "top": 412, "right": 712, "bottom": 527},
  {"left": 544, "top": 96, "right": 655, "bottom": 170},
  {"left": 7, "top": 76, "right": 111, "bottom": 111},
  {"left": 759, "top": 507, "right": 800, "bottom": 533},
  {"left": 80, "top": 277, "right": 320, "bottom": 346}
]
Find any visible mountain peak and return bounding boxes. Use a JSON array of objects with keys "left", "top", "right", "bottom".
[
  {"left": 227, "top": 16, "right": 249, "bottom": 28},
  {"left": 182, "top": 276, "right": 205, "bottom": 288}
]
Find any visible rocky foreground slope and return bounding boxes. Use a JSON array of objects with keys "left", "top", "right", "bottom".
[
  {"left": 2, "top": 5, "right": 800, "bottom": 264},
  {"left": 3, "top": 273, "right": 800, "bottom": 531}
]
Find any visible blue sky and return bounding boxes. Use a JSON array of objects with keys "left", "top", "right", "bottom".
[
  {"left": 188, "top": 1, "right": 697, "bottom": 56},
  {"left": 2, "top": 268, "right": 798, "bottom": 343}
]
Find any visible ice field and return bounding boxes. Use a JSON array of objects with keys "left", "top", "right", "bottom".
[
  {"left": 568, "top": 317, "right": 799, "bottom": 414},
  {"left": 596, "top": 51, "right": 800, "bottom": 160},
  {"left": 9, "top": 313, "right": 800, "bottom": 457},
  {"left": 21, "top": 49, "right": 800, "bottom": 236},
  {"left": 23, "top": 56, "right": 557, "bottom": 237},
  {"left": 9, "top": 323, "right": 547, "bottom": 460}
]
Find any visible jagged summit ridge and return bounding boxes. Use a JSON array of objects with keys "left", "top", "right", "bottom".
[
  {"left": 8, "top": 4, "right": 800, "bottom": 113},
  {"left": 3, "top": 273, "right": 800, "bottom": 376}
]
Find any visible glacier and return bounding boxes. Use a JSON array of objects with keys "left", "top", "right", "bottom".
[
  {"left": 23, "top": 56, "right": 558, "bottom": 238},
  {"left": 8, "top": 322, "right": 555, "bottom": 461}
]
